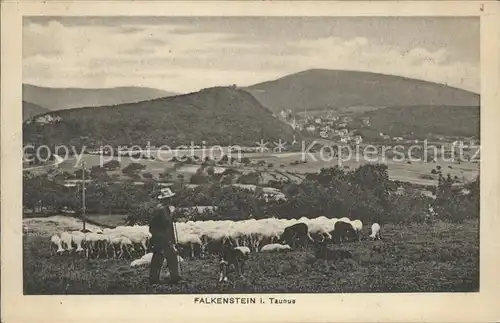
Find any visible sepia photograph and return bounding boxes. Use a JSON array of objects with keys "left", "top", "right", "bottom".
[
  {"left": 2, "top": 1, "right": 500, "bottom": 322},
  {"left": 20, "top": 14, "right": 483, "bottom": 295}
]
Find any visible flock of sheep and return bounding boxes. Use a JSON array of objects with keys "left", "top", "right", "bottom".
[{"left": 49, "top": 216, "right": 382, "bottom": 271}]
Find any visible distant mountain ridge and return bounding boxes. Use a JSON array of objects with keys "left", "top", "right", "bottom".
[
  {"left": 246, "top": 69, "right": 480, "bottom": 113},
  {"left": 23, "top": 84, "right": 178, "bottom": 111},
  {"left": 23, "top": 86, "right": 299, "bottom": 148}
]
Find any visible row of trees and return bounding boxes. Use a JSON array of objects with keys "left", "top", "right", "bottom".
[
  {"left": 24, "top": 162, "right": 479, "bottom": 227},
  {"left": 23, "top": 172, "right": 154, "bottom": 215}
]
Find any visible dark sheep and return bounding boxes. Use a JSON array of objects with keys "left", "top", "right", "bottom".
[
  {"left": 330, "top": 221, "right": 358, "bottom": 244},
  {"left": 279, "top": 222, "right": 314, "bottom": 248}
]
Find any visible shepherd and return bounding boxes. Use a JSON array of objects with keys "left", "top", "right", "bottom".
[{"left": 148, "top": 187, "right": 181, "bottom": 284}]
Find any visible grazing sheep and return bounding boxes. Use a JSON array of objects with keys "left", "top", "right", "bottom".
[
  {"left": 50, "top": 234, "right": 64, "bottom": 255},
  {"left": 108, "top": 234, "right": 126, "bottom": 258},
  {"left": 350, "top": 220, "right": 363, "bottom": 242},
  {"left": 60, "top": 232, "right": 73, "bottom": 253},
  {"left": 370, "top": 223, "right": 382, "bottom": 240},
  {"left": 95, "top": 232, "right": 110, "bottom": 258},
  {"left": 330, "top": 221, "right": 357, "bottom": 244},
  {"left": 130, "top": 252, "right": 184, "bottom": 267},
  {"left": 279, "top": 223, "right": 313, "bottom": 248},
  {"left": 218, "top": 244, "right": 250, "bottom": 283},
  {"left": 119, "top": 237, "right": 134, "bottom": 259},
  {"left": 259, "top": 243, "right": 291, "bottom": 252},
  {"left": 70, "top": 231, "right": 86, "bottom": 255},
  {"left": 84, "top": 232, "right": 102, "bottom": 259},
  {"left": 234, "top": 246, "right": 251, "bottom": 255},
  {"left": 177, "top": 233, "right": 202, "bottom": 259}
]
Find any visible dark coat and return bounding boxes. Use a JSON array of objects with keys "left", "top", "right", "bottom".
[{"left": 149, "top": 206, "right": 172, "bottom": 252}]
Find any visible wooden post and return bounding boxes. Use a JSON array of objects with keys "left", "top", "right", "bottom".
[
  {"left": 81, "top": 161, "right": 86, "bottom": 231},
  {"left": 164, "top": 207, "right": 181, "bottom": 281}
]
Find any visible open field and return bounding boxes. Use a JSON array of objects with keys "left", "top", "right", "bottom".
[
  {"left": 24, "top": 147, "right": 478, "bottom": 187},
  {"left": 23, "top": 217, "right": 478, "bottom": 294}
]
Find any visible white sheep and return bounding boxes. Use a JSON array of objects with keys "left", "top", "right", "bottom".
[
  {"left": 259, "top": 243, "right": 291, "bottom": 252},
  {"left": 234, "top": 246, "right": 251, "bottom": 255},
  {"left": 60, "top": 231, "right": 73, "bottom": 253},
  {"left": 84, "top": 232, "right": 103, "bottom": 258},
  {"left": 50, "top": 234, "right": 64, "bottom": 255},
  {"left": 108, "top": 234, "right": 126, "bottom": 258},
  {"left": 119, "top": 236, "right": 134, "bottom": 259},
  {"left": 130, "top": 252, "right": 184, "bottom": 267},
  {"left": 121, "top": 229, "right": 151, "bottom": 256},
  {"left": 70, "top": 231, "right": 86, "bottom": 255},
  {"left": 49, "top": 216, "right": 381, "bottom": 260},
  {"left": 350, "top": 220, "right": 363, "bottom": 241},
  {"left": 370, "top": 223, "right": 381, "bottom": 240},
  {"left": 177, "top": 233, "right": 202, "bottom": 258}
]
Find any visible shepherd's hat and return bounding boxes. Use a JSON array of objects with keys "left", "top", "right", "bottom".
[{"left": 158, "top": 187, "right": 176, "bottom": 199}]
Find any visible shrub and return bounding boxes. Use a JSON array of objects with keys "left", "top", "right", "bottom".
[
  {"left": 142, "top": 172, "right": 154, "bottom": 179},
  {"left": 122, "top": 163, "right": 146, "bottom": 174},
  {"left": 103, "top": 160, "right": 120, "bottom": 170},
  {"left": 237, "top": 171, "right": 260, "bottom": 185},
  {"left": 190, "top": 173, "right": 209, "bottom": 185},
  {"left": 74, "top": 169, "right": 91, "bottom": 179}
]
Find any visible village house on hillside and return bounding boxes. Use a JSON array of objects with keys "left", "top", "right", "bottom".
[
  {"left": 342, "top": 116, "right": 353, "bottom": 123},
  {"left": 26, "top": 114, "right": 62, "bottom": 125},
  {"left": 353, "top": 135, "right": 363, "bottom": 144},
  {"left": 290, "top": 118, "right": 303, "bottom": 131},
  {"left": 306, "top": 125, "right": 317, "bottom": 133},
  {"left": 338, "top": 128, "right": 349, "bottom": 135}
]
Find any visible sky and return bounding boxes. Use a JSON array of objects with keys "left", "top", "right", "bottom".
[{"left": 23, "top": 16, "right": 480, "bottom": 94}]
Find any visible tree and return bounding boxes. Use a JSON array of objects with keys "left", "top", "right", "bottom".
[
  {"left": 74, "top": 168, "right": 91, "bottom": 179},
  {"left": 103, "top": 160, "right": 121, "bottom": 170},
  {"left": 122, "top": 162, "right": 146, "bottom": 174},
  {"left": 220, "top": 174, "right": 234, "bottom": 185},
  {"left": 431, "top": 173, "right": 475, "bottom": 223},
  {"left": 237, "top": 171, "right": 260, "bottom": 185},
  {"left": 142, "top": 172, "right": 154, "bottom": 179},
  {"left": 90, "top": 165, "right": 108, "bottom": 178},
  {"left": 127, "top": 200, "right": 158, "bottom": 225},
  {"left": 190, "top": 173, "right": 209, "bottom": 184}
]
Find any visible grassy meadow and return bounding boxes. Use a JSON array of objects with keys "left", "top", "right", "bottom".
[{"left": 23, "top": 219, "right": 479, "bottom": 294}]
